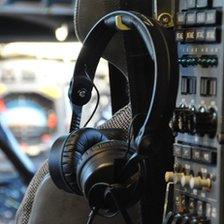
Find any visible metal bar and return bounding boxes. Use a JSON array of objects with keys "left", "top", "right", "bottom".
[{"left": 0, "top": 122, "right": 35, "bottom": 184}]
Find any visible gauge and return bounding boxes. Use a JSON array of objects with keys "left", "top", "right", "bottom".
[{"left": 0, "top": 93, "right": 57, "bottom": 156}]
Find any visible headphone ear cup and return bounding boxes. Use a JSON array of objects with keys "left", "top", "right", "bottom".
[
  {"left": 76, "top": 140, "right": 135, "bottom": 199},
  {"left": 99, "top": 128, "right": 128, "bottom": 141},
  {"left": 49, "top": 128, "right": 108, "bottom": 194},
  {"left": 49, "top": 135, "right": 72, "bottom": 193}
]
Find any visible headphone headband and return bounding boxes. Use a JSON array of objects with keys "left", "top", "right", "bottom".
[
  {"left": 49, "top": 11, "right": 178, "bottom": 221},
  {"left": 69, "top": 10, "right": 178, "bottom": 145}
]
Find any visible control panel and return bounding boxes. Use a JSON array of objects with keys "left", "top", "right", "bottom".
[{"left": 165, "top": 0, "right": 224, "bottom": 223}]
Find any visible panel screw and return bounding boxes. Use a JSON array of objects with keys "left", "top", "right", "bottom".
[{"left": 78, "top": 89, "right": 87, "bottom": 98}]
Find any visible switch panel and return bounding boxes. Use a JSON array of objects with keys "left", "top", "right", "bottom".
[
  {"left": 166, "top": 0, "right": 224, "bottom": 223},
  {"left": 181, "top": 76, "right": 197, "bottom": 94},
  {"left": 200, "top": 77, "right": 217, "bottom": 96}
]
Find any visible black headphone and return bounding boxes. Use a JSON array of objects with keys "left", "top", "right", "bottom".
[{"left": 49, "top": 10, "right": 178, "bottom": 220}]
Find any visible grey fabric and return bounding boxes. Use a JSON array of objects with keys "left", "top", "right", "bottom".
[
  {"left": 74, "top": 0, "right": 127, "bottom": 74},
  {"left": 16, "top": 104, "right": 132, "bottom": 224},
  {"left": 28, "top": 175, "right": 88, "bottom": 224},
  {"left": 16, "top": 161, "right": 49, "bottom": 224},
  {"left": 98, "top": 104, "right": 131, "bottom": 132},
  {"left": 27, "top": 175, "right": 140, "bottom": 224}
]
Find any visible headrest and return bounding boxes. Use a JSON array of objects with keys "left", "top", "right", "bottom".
[{"left": 74, "top": 0, "right": 127, "bottom": 74}]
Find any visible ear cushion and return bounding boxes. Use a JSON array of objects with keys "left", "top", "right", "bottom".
[
  {"left": 61, "top": 128, "right": 108, "bottom": 194},
  {"left": 76, "top": 140, "right": 135, "bottom": 197}
]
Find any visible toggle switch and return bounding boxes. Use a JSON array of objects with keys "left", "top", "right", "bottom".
[
  {"left": 182, "top": 215, "right": 191, "bottom": 224},
  {"left": 194, "top": 107, "right": 217, "bottom": 137},
  {"left": 171, "top": 214, "right": 183, "bottom": 224}
]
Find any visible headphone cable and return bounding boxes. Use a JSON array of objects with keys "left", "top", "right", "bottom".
[
  {"left": 83, "top": 69, "right": 100, "bottom": 128},
  {"left": 108, "top": 187, "right": 134, "bottom": 224},
  {"left": 86, "top": 207, "right": 98, "bottom": 224},
  {"left": 124, "top": 113, "right": 145, "bottom": 159}
]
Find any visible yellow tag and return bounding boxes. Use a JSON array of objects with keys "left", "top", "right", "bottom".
[{"left": 115, "top": 16, "right": 130, "bottom": 31}]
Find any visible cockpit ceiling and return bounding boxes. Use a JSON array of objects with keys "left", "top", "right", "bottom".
[{"left": 0, "top": 1, "right": 76, "bottom": 42}]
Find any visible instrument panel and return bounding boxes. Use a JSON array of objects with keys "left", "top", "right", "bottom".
[
  {"left": 0, "top": 93, "right": 57, "bottom": 154},
  {"left": 0, "top": 58, "right": 71, "bottom": 156},
  {"left": 165, "top": 0, "right": 224, "bottom": 223}
]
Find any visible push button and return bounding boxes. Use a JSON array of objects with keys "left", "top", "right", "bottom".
[
  {"left": 185, "top": 29, "right": 196, "bottom": 42},
  {"left": 176, "top": 12, "right": 186, "bottom": 25},
  {"left": 197, "top": 11, "right": 206, "bottom": 24},
  {"left": 192, "top": 148, "right": 201, "bottom": 161},
  {"left": 182, "top": 146, "right": 191, "bottom": 159},
  {"left": 187, "top": 0, "right": 196, "bottom": 9},
  {"left": 206, "top": 10, "right": 217, "bottom": 25},
  {"left": 201, "top": 150, "right": 217, "bottom": 164},
  {"left": 176, "top": 30, "right": 185, "bottom": 42},
  {"left": 196, "top": 28, "right": 206, "bottom": 42},
  {"left": 197, "top": 0, "right": 211, "bottom": 8},
  {"left": 174, "top": 144, "right": 182, "bottom": 157},
  {"left": 201, "top": 151, "right": 211, "bottom": 163},
  {"left": 205, "top": 28, "right": 218, "bottom": 42},
  {"left": 186, "top": 12, "right": 197, "bottom": 25}
]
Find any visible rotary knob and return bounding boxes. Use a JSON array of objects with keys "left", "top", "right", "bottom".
[
  {"left": 181, "top": 175, "right": 192, "bottom": 187},
  {"left": 158, "top": 13, "right": 174, "bottom": 27},
  {"left": 165, "top": 172, "right": 175, "bottom": 183},
  {"left": 190, "top": 176, "right": 212, "bottom": 190},
  {"left": 194, "top": 107, "right": 217, "bottom": 137},
  {"left": 165, "top": 172, "right": 184, "bottom": 184}
]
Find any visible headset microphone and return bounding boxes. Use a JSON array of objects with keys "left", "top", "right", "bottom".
[{"left": 49, "top": 10, "right": 178, "bottom": 224}]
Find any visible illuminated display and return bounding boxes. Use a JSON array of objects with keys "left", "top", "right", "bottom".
[{"left": 0, "top": 93, "right": 57, "bottom": 156}]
